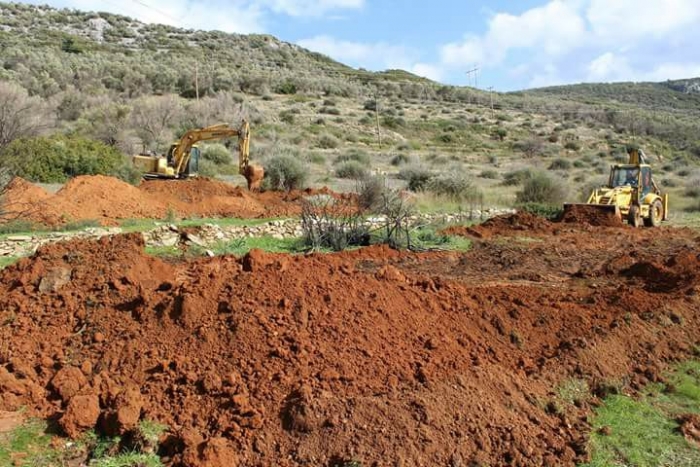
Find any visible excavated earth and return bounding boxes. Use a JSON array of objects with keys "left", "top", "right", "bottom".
[
  {"left": 1, "top": 213, "right": 700, "bottom": 467},
  {"left": 1, "top": 176, "right": 347, "bottom": 226}
]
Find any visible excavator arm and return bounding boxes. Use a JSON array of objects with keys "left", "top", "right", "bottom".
[{"left": 169, "top": 120, "right": 263, "bottom": 190}]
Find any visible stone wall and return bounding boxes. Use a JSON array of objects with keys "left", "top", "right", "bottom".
[{"left": 0, "top": 209, "right": 515, "bottom": 258}]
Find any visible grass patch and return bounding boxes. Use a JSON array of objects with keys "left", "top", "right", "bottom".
[
  {"left": 92, "top": 452, "right": 163, "bottom": 467},
  {"left": 583, "top": 361, "right": 700, "bottom": 467},
  {"left": 146, "top": 236, "right": 300, "bottom": 259},
  {"left": 0, "top": 419, "right": 58, "bottom": 467},
  {"left": 0, "top": 256, "right": 19, "bottom": 269}
]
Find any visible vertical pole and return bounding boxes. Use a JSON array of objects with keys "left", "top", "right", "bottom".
[
  {"left": 374, "top": 88, "right": 382, "bottom": 149},
  {"left": 195, "top": 63, "right": 200, "bottom": 101}
]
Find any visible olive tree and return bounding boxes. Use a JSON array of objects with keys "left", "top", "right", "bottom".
[{"left": 0, "top": 82, "right": 50, "bottom": 151}]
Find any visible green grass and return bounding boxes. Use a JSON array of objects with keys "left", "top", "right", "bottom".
[
  {"left": 582, "top": 361, "right": 700, "bottom": 467},
  {"left": 145, "top": 236, "right": 300, "bottom": 259},
  {"left": 92, "top": 452, "right": 163, "bottom": 467},
  {"left": 0, "top": 256, "right": 19, "bottom": 269},
  {"left": 0, "top": 420, "right": 164, "bottom": 467},
  {"left": 120, "top": 216, "right": 285, "bottom": 233}
]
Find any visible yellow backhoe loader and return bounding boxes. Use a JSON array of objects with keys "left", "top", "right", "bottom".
[
  {"left": 564, "top": 147, "right": 668, "bottom": 227},
  {"left": 132, "top": 120, "right": 264, "bottom": 190}
]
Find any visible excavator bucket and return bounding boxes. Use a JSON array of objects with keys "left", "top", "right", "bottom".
[
  {"left": 561, "top": 203, "right": 622, "bottom": 226},
  {"left": 244, "top": 165, "right": 265, "bottom": 192}
]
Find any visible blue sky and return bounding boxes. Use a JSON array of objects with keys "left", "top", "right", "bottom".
[{"left": 18, "top": 0, "right": 700, "bottom": 90}]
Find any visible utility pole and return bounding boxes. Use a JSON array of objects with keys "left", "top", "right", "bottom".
[
  {"left": 373, "top": 88, "right": 382, "bottom": 148},
  {"left": 488, "top": 86, "right": 494, "bottom": 117},
  {"left": 195, "top": 63, "right": 200, "bottom": 101},
  {"left": 465, "top": 66, "right": 479, "bottom": 105}
]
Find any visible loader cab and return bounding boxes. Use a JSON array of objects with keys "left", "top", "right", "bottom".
[
  {"left": 610, "top": 165, "right": 640, "bottom": 188},
  {"left": 610, "top": 164, "right": 654, "bottom": 196}
]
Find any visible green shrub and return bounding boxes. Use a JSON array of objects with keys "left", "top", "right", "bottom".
[
  {"left": 516, "top": 172, "right": 567, "bottom": 204},
  {"left": 308, "top": 152, "right": 326, "bottom": 164},
  {"left": 518, "top": 203, "right": 563, "bottom": 220},
  {"left": 427, "top": 172, "right": 482, "bottom": 203},
  {"left": 685, "top": 200, "right": 700, "bottom": 212},
  {"left": 573, "top": 159, "right": 587, "bottom": 168},
  {"left": 564, "top": 141, "right": 581, "bottom": 151},
  {"left": 335, "top": 149, "right": 370, "bottom": 165},
  {"left": 548, "top": 158, "right": 572, "bottom": 171},
  {"left": 357, "top": 175, "right": 386, "bottom": 211},
  {"left": 317, "top": 134, "right": 340, "bottom": 149},
  {"left": 398, "top": 165, "right": 433, "bottom": 191},
  {"left": 0, "top": 135, "right": 124, "bottom": 183},
  {"left": 336, "top": 161, "right": 368, "bottom": 180},
  {"left": 493, "top": 128, "right": 507, "bottom": 141},
  {"left": 197, "top": 159, "right": 218, "bottom": 177},
  {"left": 479, "top": 169, "right": 499, "bottom": 179},
  {"left": 391, "top": 154, "right": 411, "bottom": 166},
  {"left": 513, "top": 138, "right": 545, "bottom": 158},
  {"left": 503, "top": 168, "right": 534, "bottom": 186},
  {"left": 319, "top": 107, "right": 341, "bottom": 115},
  {"left": 263, "top": 155, "right": 307, "bottom": 190},
  {"left": 202, "top": 144, "right": 233, "bottom": 165},
  {"left": 111, "top": 158, "right": 144, "bottom": 185},
  {"left": 279, "top": 110, "right": 295, "bottom": 124}
]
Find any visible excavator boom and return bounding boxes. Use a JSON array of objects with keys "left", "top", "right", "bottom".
[{"left": 133, "top": 120, "right": 264, "bottom": 190}]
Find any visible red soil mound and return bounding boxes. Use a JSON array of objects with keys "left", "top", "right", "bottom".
[
  {"left": 560, "top": 204, "right": 624, "bottom": 227},
  {"left": 2, "top": 232, "right": 700, "bottom": 466},
  {"left": 1, "top": 177, "right": 51, "bottom": 221},
  {"left": 443, "top": 211, "right": 555, "bottom": 239},
  {"left": 36, "top": 175, "right": 169, "bottom": 225},
  {"left": 5, "top": 176, "right": 345, "bottom": 226}
]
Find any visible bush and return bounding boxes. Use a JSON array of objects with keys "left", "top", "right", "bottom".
[
  {"left": 518, "top": 203, "right": 564, "bottom": 220},
  {"left": 279, "top": 110, "right": 295, "bottom": 124},
  {"left": 502, "top": 168, "right": 534, "bottom": 186},
  {"left": 301, "top": 195, "right": 369, "bottom": 251},
  {"left": 0, "top": 135, "right": 123, "bottom": 183},
  {"left": 202, "top": 144, "right": 233, "bottom": 165},
  {"left": 493, "top": 128, "right": 507, "bottom": 141},
  {"left": 516, "top": 172, "right": 567, "bottom": 204},
  {"left": 513, "top": 138, "right": 546, "bottom": 158},
  {"left": 319, "top": 106, "right": 341, "bottom": 115},
  {"left": 197, "top": 159, "right": 219, "bottom": 177},
  {"left": 391, "top": 154, "right": 411, "bottom": 166},
  {"left": 398, "top": 165, "right": 433, "bottom": 191},
  {"left": 317, "top": 134, "right": 340, "bottom": 149},
  {"left": 479, "top": 169, "right": 499, "bottom": 179},
  {"left": 548, "top": 158, "right": 572, "bottom": 171},
  {"left": 564, "top": 141, "right": 581, "bottom": 151},
  {"left": 263, "top": 155, "right": 307, "bottom": 191},
  {"left": 357, "top": 175, "right": 386, "bottom": 211},
  {"left": 427, "top": 172, "right": 482, "bottom": 203},
  {"left": 335, "top": 149, "right": 370, "bottom": 165},
  {"left": 111, "top": 158, "right": 144, "bottom": 185},
  {"left": 573, "top": 159, "right": 587, "bottom": 168},
  {"left": 336, "top": 161, "right": 368, "bottom": 180}
]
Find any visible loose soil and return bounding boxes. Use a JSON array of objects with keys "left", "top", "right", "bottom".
[
  {"left": 2, "top": 176, "right": 340, "bottom": 226},
  {"left": 1, "top": 214, "right": 699, "bottom": 466}
]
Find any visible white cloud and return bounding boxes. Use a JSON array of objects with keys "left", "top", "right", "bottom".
[
  {"left": 21, "top": 0, "right": 364, "bottom": 32},
  {"left": 297, "top": 35, "right": 415, "bottom": 70},
  {"left": 586, "top": 0, "right": 700, "bottom": 41},
  {"left": 440, "top": 0, "right": 586, "bottom": 68},
  {"left": 587, "top": 52, "right": 631, "bottom": 81},
  {"left": 410, "top": 63, "right": 444, "bottom": 82},
  {"left": 263, "top": 0, "right": 364, "bottom": 17}
]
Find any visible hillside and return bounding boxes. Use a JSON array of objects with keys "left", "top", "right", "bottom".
[{"left": 0, "top": 1, "right": 699, "bottom": 220}]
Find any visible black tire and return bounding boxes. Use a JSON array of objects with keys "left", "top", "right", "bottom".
[
  {"left": 628, "top": 205, "right": 641, "bottom": 228},
  {"left": 644, "top": 199, "right": 664, "bottom": 227}
]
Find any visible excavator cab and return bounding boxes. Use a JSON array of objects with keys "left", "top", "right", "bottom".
[{"left": 166, "top": 145, "right": 201, "bottom": 177}]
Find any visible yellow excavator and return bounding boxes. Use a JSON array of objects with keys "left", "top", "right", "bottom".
[
  {"left": 564, "top": 147, "right": 668, "bottom": 227},
  {"left": 132, "top": 120, "right": 265, "bottom": 190}
]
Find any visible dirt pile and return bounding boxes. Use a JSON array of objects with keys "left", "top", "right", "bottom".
[
  {"left": 443, "top": 211, "right": 556, "bottom": 239},
  {"left": 1, "top": 229, "right": 700, "bottom": 466},
  {"left": 559, "top": 204, "right": 624, "bottom": 227},
  {"left": 1, "top": 177, "right": 52, "bottom": 220},
  {"left": 4, "top": 176, "right": 339, "bottom": 226}
]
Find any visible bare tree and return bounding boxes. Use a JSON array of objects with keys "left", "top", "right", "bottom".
[
  {"left": 130, "top": 94, "right": 182, "bottom": 151},
  {"left": 0, "top": 82, "right": 50, "bottom": 152}
]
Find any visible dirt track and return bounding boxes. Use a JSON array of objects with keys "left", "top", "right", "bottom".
[
  {"left": 1, "top": 213, "right": 699, "bottom": 466},
  {"left": 2, "top": 176, "right": 346, "bottom": 225}
]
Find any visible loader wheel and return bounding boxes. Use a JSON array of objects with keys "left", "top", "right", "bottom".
[
  {"left": 644, "top": 199, "right": 664, "bottom": 227},
  {"left": 628, "top": 205, "right": 642, "bottom": 228}
]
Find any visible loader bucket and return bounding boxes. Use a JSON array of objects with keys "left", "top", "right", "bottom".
[
  {"left": 561, "top": 203, "right": 623, "bottom": 227},
  {"left": 244, "top": 165, "right": 265, "bottom": 192}
]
